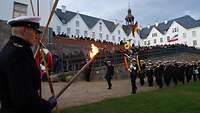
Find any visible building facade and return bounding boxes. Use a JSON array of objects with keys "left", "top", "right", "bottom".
[
  {"left": 0, "top": 1, "right": 200, "bottom": 47},
  {"left": 140, "top": 15, "right": 200, "bottom": 48}
]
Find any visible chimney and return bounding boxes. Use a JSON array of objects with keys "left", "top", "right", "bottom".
[
  {"left": 155, "top": 22, "right": 158, "bottom": 27},
  {"left": 164, "top": 20, "right": 168, "bottom": 24},
  {"left": 61, "top": 5, "right": 66, "bottom": 13}
]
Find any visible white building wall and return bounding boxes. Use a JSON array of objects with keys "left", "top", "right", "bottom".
[
  {"left": 165, "top": 21, "right": 186, "bottom": 45},
  {"left": 0, "top": 0, "right": 51, "bottom": 26},
  {"left": 127, "top": 32, "right": 140, "bottom": 46},
  {"left": 121, "top": 28, "right": 129, "bottom": 42},
  {"left": 101, "top": 21, "right": 113, "bottom": 42},
  {"left": 90, "top": 20, "right": 110, "bottom": 41},
  {"left": 49, "top": 14, "right": 63, "bottom": 34},
  {"left": 0, "top": 0, "right": 14, "bottom": 21},
  {"left": 112, "top": 24, "right": 125, "bottom": 44},
  {"left": 146, "top": 27, "right": 163, "bottom": 46},
  {"left": 187, "top": 27, "right": 200, "bottom": 47},
  {"left": 61, "top": 13, "right": 90, "bottom": 37}
]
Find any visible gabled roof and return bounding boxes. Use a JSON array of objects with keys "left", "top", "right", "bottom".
[
  {"left": 79, "top": 14, "right": 99, "bottom": 29},
  {"left": 139, "top": 26, "right": 153, "bottom": 39},
  {"left": 102, "top": 20, "right": 117, "bottom": 32},
  {"left": 55, "top": 9, "right": 76, "bottom": 24},
  {"left": 175, "top": 15, "right": 197, "bottom": 29},
  {"left": 196, "top": 19, "right": 200, "bottom": 26},
  {"left": 55, "top": 8, "right": 118, "bottom": 33},
  {"left": 139, "top": 15, "right": 200, "bottom": 39},
  {"left": 122, "top": 25, "right": 131, "bottom": 36}
]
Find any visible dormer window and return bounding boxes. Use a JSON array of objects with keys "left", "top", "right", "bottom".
[
  {"left": 76, "top": 20, "right": 79, "bottom": 27},
  {"left": 152, "top": 33, "right": 157, "bottom": 37},
  {"left": 118, "top": 30, "right": 120, "bottom": 35},
  {"left": 99, "top": 22, "right": 102, "bottom": 31},
  {"left": 172, "top": 27, "right": 179, "bottom": 33}
]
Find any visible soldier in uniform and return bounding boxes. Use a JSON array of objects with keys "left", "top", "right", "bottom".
[
  {"left": 154, "top": 61, "right": 164, "bottom": 88},
  {"left": 104, "top": 60, "right": 114, "bottom": 89},
  {"left": 0, "top": 16, "right": 56, "bottom": 113},
  {"left": 139, "top": 60, "right": 146, "bottom": 86},
  {"left": 163, "top": 61, "right": 173, "bottom": 86},
  {"left": 129, "top": 62, "right": 137, "bottom": 94},
  {"left": 146, "top": 63, "right": 154, "bottom": 87}
]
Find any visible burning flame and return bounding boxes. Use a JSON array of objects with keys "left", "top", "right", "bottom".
[{"left": 89, "top": 44, "right": 99, "bottom": 59}]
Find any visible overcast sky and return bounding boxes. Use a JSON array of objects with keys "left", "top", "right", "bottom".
[{"left": 57, "top": 0, "right": 200, "bottom": 27}]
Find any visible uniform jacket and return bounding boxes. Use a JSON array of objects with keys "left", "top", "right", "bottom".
[
  {"left": 104, "top": 62, "right": 114, "bottom": 79},
  {"left": 0, "top": 36, "right": 52, "bottom": 113}
]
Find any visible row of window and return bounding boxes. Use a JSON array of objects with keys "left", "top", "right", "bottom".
[
  {"left": 151, "top": 27, "right": 179, "bottom": 38},
  {"left": 145, "top": 39, "right": 198, "bottom": 46},
  {"left": 152, "top": 31, "right": 196, "bottom": 40},
  {"left": 57, "top": 26, "right": 124, "bottom": 41},
  {"left": 152, "top": 29, "right": 197, "bottom": 38},
  {"left": 145, "top": 31, "right": 198, "bottom": 46}
]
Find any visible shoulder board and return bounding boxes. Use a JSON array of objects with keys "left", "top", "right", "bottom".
[{"left": 13, "top": 43, "right": 23, "bottom": 48}]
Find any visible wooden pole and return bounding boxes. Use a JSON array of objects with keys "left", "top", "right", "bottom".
[
  {"left": 56, "top": 53, "right": 99, "bottom": 99},
  {"left": 37, "top": 0, "right": 39, "bottom": 16},
  {"left": 29, "top": 0, "right": 35, "bottom": 16},
  {"left": 34, "top": 0, "right": 59, "bottom": 58},
  {"left": 39, "top": 48, "right": 60, "bottom": 113},
  {"left": 29, "top": 0, "right": 60, "bottom": 112}
]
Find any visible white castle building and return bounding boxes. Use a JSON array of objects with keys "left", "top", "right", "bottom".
[{"left": 0, "top": 0, "right": 200, "bottom": 47}]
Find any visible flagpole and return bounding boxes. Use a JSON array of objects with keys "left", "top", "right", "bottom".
[
  {"left": 29, "top": 0, "right": 61, "bottom": 112},
  {"left": 37, "top": 0, "right": 39, "bottom": 16},
  {"left": 29, "top": 0, "right": 35, "bottom": 16},
  {"left": 34, "top": 0, "right": 59, "bottom": 58}
]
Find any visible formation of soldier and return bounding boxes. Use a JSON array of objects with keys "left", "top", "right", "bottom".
[
  {"left": 138, "top": 60, "right": 200, "bottom": 89},
  {"left": 121, "top": 43, "right": 200, "bottom": 94}
]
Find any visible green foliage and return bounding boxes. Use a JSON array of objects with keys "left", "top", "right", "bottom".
[{"left": 61, "top": 82, "right": 200, "bottom": 113}]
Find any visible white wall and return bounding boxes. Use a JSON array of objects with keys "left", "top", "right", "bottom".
[
  {"left": 90, "top": 19, "right": 111, "bottom": 41},
  {"left": 139, "top": 21, "right": 200, "bottom": 47},
  {"left": 187, "top": 27, "right": 200, "bottom": 47},
  {"left": 0, "top": 0, "right": 51, "bottom": 26},
  {"left": 112, "top": 24, "right": 125, "bottom": 44},
  {"left": 165, "top": 21, "right": 186, "bottom": 45}
]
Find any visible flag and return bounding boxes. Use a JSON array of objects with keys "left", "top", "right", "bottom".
[
  {"left": 124, "top": 57, "right": 129, "bottom": 71},
  {"left": 132, "top": 21, "right": 139, "bottom": 37},
  {"left": 168, "top": 34, "right": 178, "bottom": 42},
  {"left": 136, "top": 55, "right": 141, "bottom": 72}
]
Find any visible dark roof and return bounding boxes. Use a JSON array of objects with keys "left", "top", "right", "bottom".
[
  {"left": 196, "top": 20, "right": 200, "bottom": 26},
  {"left": 55, "top": 9, "right": 76, "bottom": 24},
  {"left": 55, "top": 8, "right": 117, "bottom": 32},
  {"left": 139, "top": 26, "right": 153, "bottom": 39},
  {"left": 79, "top": 14, "right": 99, "bottom": 29},
  {"left": 102, "top": 20, "right": 117, "bottom": 32},
  {"left": 175, "top": 15, "right": 197, "bottom": 29},
  {"left": 139, "top": 15, "right": 200, "bottom": 39},
  {"left": 122, "top": 25, "right": 131, "bottom": 36}
]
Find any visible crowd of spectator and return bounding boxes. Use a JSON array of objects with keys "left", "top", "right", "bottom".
[{"left": 53, "top": 31, "right": 118, "bottom": 45}]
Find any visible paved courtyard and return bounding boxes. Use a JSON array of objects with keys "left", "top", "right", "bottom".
[{"left": 42, "top": 79, "right": 158, "bottom": 108}]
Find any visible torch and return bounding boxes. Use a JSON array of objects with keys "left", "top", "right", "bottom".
[{"left": 55, "top": 44, "right": 99, "bottom": 99}]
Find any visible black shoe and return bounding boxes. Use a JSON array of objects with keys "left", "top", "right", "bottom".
[
  {"left": 132, "top": 91, "right": 136, "bottom": 94},
  {"left": 108, "top": 87, "right": 111, "bottom": 90}
]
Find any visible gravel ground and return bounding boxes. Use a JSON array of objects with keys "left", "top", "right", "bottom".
[{"left": 42, "top": 79, "right": 158, "bottom": 108}]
